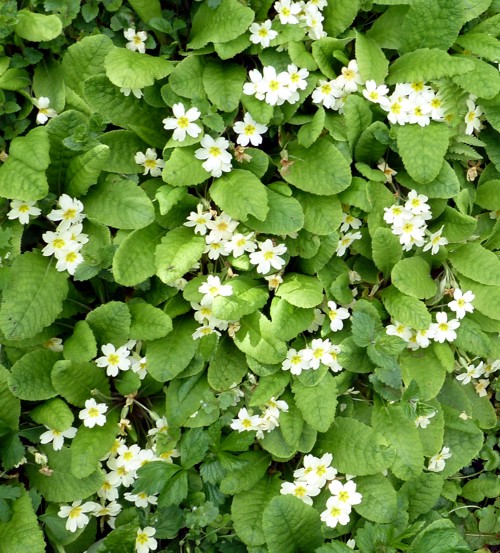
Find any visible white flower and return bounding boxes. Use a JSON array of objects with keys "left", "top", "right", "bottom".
[
  {"left": 392, "top": 217, "right": 426, "bottom": 249},
  {"left": 95, "top": 343, "right": 131, "bottom": 377},
  {"left": 287, "top": 64, "right": 309, "bottom": 92},
  {"left": 44, "top": 337, "right": 64, "bottom": 352},
  {"left": 184, "top": 203, "right": 213, "bottom": 235},
  {"left": 131, "top": 357, "right": 148, "bottom": 379},
  {"left": 40, "top": 426, "right": 77, "bottom": 451},
  {"left": 79, "top": 398, "right": 108, "bottom": 428},
  {"left": 226, "top": 232, "right": 257, "bottom": 257},
  {"left": 326, "top": 301, "right": 350, "bottom": 332},
  {"left": 320, "top": 497, "right": 351, "bottom": 528},
  {"left": 194, "top": 135, "right": 232, "bottom": 178},
  {"left": 120, "top": 87, "right": 143, "bottom": 99},
  {"left": 456, "top": 362, "right": 484, "bottom": 385},
  {"left": 162, "top": 103, "right": 202, "bottom": 142},
  {"left": 312, "top": 79, "right": 342, "bottom": 109},
  {"left": 134, "top": 148, "right": 165, "bottom": 177},
  {"left": 265, "top": 273, "right": 283, "bottom": 291},
  {"left": 124, "top": 28, "right": 148, "bottom": 53},
  {"left": 363, "top": 80, "right": 389, "bottom": 105},
  {"left": 282, "top": 348, "right": 310, "bottom": 375},
  {"left": 383, "top": 94, "right": 411, "bottom": 125},
  {"left": 294, "top": 453, "right": 337, "bottom": 488},
  {"left": 336, "top": 231, "right": 362, "bottom": 256},
  {"left": 386, "top": 321, "right": 412, "bottom": 342},
  {"left": 465, "top": 98, "right": 482, "bottom": 135},
  {"left": 192, "top": 325, "right": 221, "bottom": 340},
  {"left": 124, "top": 491, "right": 158, "bottom": 508},
  {"left": 474, "top": 379, "right": 489, "bottom": 397},
  {"left": 274, "top": 0, "right": 302, "bottom": 24},
  {"left": 414, "top": 411, "right": 436, "bottom": 429},
  {"left": 55, "top": 247, "right": 84, "bottom": 275},
  {"left": 304, "top": 9, "right": 326, "bottom": 40},
  {"left": 427, "top": 446, "right": 452, "bottom": 472},
  {"left": 204, "top": 235, "right": 231, "bottom": 260},
  {"left": 116, "top": 444, "right": 143, "bottom": 472},
  {"left": 34, "top": 96, "right": 57, "bottom": 124},
  {"left": 415, "top": 327, "right": 433, "bottom": 348},
  {"left": 205, "top": 212, "right": 238, "bottom": 241},
  {"left": 377, "top": 160, "right": 398, "bottom": 184},
  {"left": 405, "top": 190, "right": 431, "bottom": 217},
  {"left": 230, "top": 407, "right": 262, "bottom": 433},
  {"left": 280, "top": 481, "right": 321, "bottom": 505},
  {"left": 336, "top": 60, "right": 363, "bottom": 93},
  {"left": 261, "top": 66, "right": 293, "bottom": 106},
  {"left": 97, "top": 475, "right": 120, "bottom": 501},
  {"left": 7, "top": 200, "right": 41, "bottom": 224},
  {"left": 423, "top": 226, "right": 448, "bottom": 255},
  {"left": 249, "top": 239, "right": 287, "bottom": 274},
  {"left": 383, "top": 205, "right": 411, "bottom": 226},
  {"left": 448, "top": 289, "right": 474, "bottom": 319},
  {"left": 233, "top": 113, "right": 268, "bottom": 147},
  {"left": 340, "top": 212, "right": 362, "bottom": 233},
  {"left": 329, "top": 479, "right": 363, "bottom": 506},
  {"left": 47, "top": 194, "right": 85, "bottom": 230},
  {"left": 307, "top": 308, "right": 326, "bottom": 333},
  {"left": 249, "top": 20, "right": 278, "bottom": 48},
  {"left": 304, "top": 338, "right": 337, "bottom": 370},
  {"left": 198, "top": 275, "right": 233, "bottom": 306},
  {"left": 243, "top": 68, "right": 266, "bottom": 99},
  {"left": 407, "top": 99, "right": 432, "bottom": 127},
  {"left": 136, "top": 527, "right": 158, "bottom": 553},
  {"left": 431, "top": 312, "right": 460, "bottom": 343},
  {"left": 58, "top": 500, "right": 95, "bottom": 532},
  {"left": 92, "top": 500, "right": 122, "bottom": 520}
]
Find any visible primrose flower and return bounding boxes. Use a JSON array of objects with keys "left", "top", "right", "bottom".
[
  {"left": 249, "top": 20, "right": 278, "bottom": 48},
  {"left": 448, "top": 289, "right": 474, "bottom": 319},
  {"left": 47, "top": 194, "right": 85, "bottom": 230},
  {"left": 465, "top": 97, "right": 483, "bottom": 135},
  {"left": 294, "top": 453, "right": 337, "bottom": 488},
  {"left": 95, "top": 343, "right": 131, "bottom": 377},
  {"left": 226, "top": 232, "right": 257, "bottom": 257},
  {"left": 287, "top": 64, "right": 309, "bottom": 92},
  {"left": 474, "top": 379, "right": 490, "bottom": 397},
  {"left": 135, "top": 527, "right": 158, "bottom": 553},
  {"left": 124, "top": 28, "right": 148, "bottom": 53},
  {"left": 198, "top": 275, "right": 233, "bottom": 306},
  {"left": 162, "top": 103, "right": 202, "bottom": 142},
  {"left": 336, "top": 60, "right": 363, "bottom": 93},
  {"left": 195, "top": 135, "right": 232, "bottom": 178},
  {"left": 134, "top": 148, "right": 165, "bottom": 177},
  {"left": 79, "top": 398, "right": 108, "bottom": 428},
  {"left": 230, "top": 407, "right": 262, "bottom": 433},
  {"left": 274, "top": 0, "right": 302, "bottom": 25},
  {"left": 39, "top": 426, "right": 77, "bottom": 451},
  {"left": 328, "top": 479, "right": 363, "bottom": 507},
  {"left": 326, "top": 301, "right": 350, "bottom": 332},
  {"left": 261, "top": 66, "right": 293, "bottom": 106},
  {"left": 282, "top": 348, "right": 310, "bottom": 375},
  {"left": 58, "top": 501, "right": 95, "bottom": 532},
  {"left": 7, "top": 200, "right": 41, "bottom": 225},
  {"left": 34, "top": 96, "right": 57, "bottom": 124},
  {"left": 377, "top": 160, "right": 397, "bottom": 184},
  {"left": 280, "top": 481, "right": 321, "bottom": 506},
  {"left": 336, "top": 231, "right": 362, "bottom": 256},
  {"left": 431, "top": 312, "right": 460, "bottom": 343},
  {"left": 414, "top": 411, "right": 436, "bottom": 429},
  {"left": 427, "top": 446, "right": 452, "bottom": 472},
  {"left": 249, "top": 239, "right": 287, "bottom": 274},
  {"left": 363, "top": 80, "right": 389, "bottom": 105},
  {"left": 55, "top": 247, "right": 84, "bottom": 275},
  {"left": 423, "top": 226, "right": 448, "bottom": 255},
  {"left": 312, "top": 79, "right": 342, "bottom": 109},
  {"left": 320, "top": 497, "right": 351, "bottom": 528},
  {"left": 233, "top": 113, "right": 268, "bottom": 146},
  {"left": 120, "top": 87, "right": 143, "bottom": 99}
]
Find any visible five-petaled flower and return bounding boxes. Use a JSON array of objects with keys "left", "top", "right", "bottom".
[{"left": 162, "top": 103, "right": 202, "bottom": 142}]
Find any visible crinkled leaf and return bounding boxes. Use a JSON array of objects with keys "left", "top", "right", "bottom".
[
  {"left": 355, "top": 32, "right": 388, "bottom": 83},
  {"left": 292, "top": 373, "right": 337, "bottom": 433},
  {"left": 86, "top": 301, "right": 131, "bottom": 345},
  {"left": 234, "top": 312, "right": 287, "bottom": 365},
  {"left": 129, "top": 301, "right": 173, "bottom": 341},
  {"left": 354, "top": 474, "right": 398, "bottom": 524},
  {"left": 449, "top": 242, "right": 500, "bottom": 286},
  {"left": 381, "top": 286, "right": 431, "bottom": 330},
  {"left": 212, "top": 277, "right": 269, "bottom": 321},
  {"left": 276, "top": 273, "right": 324, "bottom": 309},
  {"left": 8, "top": 349, "right": 59, "bottom": 401},
  {"left": 246, "top": 187, "right": 304, "bottom": 235},
  {"left": 15, "top": 9, "right": 62, "bottom": 41},
  {"left": 391, "top": 257, "right": 437, "bottom": 299},
  {"left": 203, "top": 61, "right": 246, "bottom": 112},
  {"left": 30, "top": 398, "right": 74, "bottom": 432},
  {"left": 371, "top": 227, "right": 403, "bottom": 276},
  {"left": 162, "top": 145, "right": 209, "bottom": 187},
  {"left": 66, "top": 144, "right": 110, "bottom": 197}
]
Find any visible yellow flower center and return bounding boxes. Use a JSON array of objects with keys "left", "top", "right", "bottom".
[
  {"left": 209, "top": 146, "right": 221, "bottom": 157},
  {"left": 338, "top": 490, "right": 349, "bottom": 502},
  {"left": 53, "top": 238, "right": 65, "bottom": 249},
  {"left": 65, "top": 251, "right": 78, "bottom": 263},
  {"left": 294, "top": 486, "right": 306, "bottom": 498},
  {"left": 321, "top": 84, "right": 332, "bottom": 94},
  {"left": 88, "top": 407, "right": 99, "bottom": 418},
  {"left": 69, "top": 506, "right": 82, "bottom": 519},
  {"left": 244, "top": 124, "right": 256, "bottom": 136},
  {"left": 282, "top": 7, "right": 291, "bottom": 16},
  {"left": 291, "top": 355, "right": 302, "bottom": 365},
  {"left": 177, "top": 116, "right": 189, "bottom": 129},
  {"left": 438, "top": 323, "right": 448, "bottom": 332},
  {"left": 268, "top": 79, "right": 280, "bottom": 91},
  {"left": 369, "top": 91, "right": 379, "bottom": 100},
  {"left": 330, "top": 507, "right": 342, "bottom": 517},
  {"left": 19, "top": 204, "right": 30, "bottom": 213},
  {"left": 107, "top": 354, "right": 120, "bottom": 365},
  {"left": 137, "top": 532, "right": 149, "bottom": 545},
  {"left": 263, "top": 251, "right": 275, "bottom": 260},
  {"left": 313, "top": 348, "right": 324, "bottom": 359},
  {"left": 342, "top": 69, "right": 355, "bottom": 81},
  {"left": 63, "top": 208, "right": 77, "bottom": 220},
  {"left": 242, "top": 418, "right": 253, "bottom": 428},
  {"left": 391, "top": 102, "right": 401, "bottom": 114},
  {"left": 258, "top": 28, "right": 269, "bottom": 37}
]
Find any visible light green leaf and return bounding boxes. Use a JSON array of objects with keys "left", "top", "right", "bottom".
[
  {"left": 250, "top": 372, "right": 290, "bottom": 407},
  {"left": 26, "top": 447, "right": 103, "bottom": 502},
  {"left": 0, "top": 367, "right": 20, "bottom": 431},
  {"left": 449, "top": 242, "right": 500, "bottom": 286},
  {"left": 456, "top": 32, "right": 500, "bottom": 62},
  {"left": 105, "top": 48, "right": 173, "bottom": 90},
  {"left": 246, "top": 187, "right": 304, "bottom": 235},
  {"left": 129, "top": 301, "right": 173, "bottom": 341},
  {"left": 210, "top": 170, "right": 269, "bottom": 222},
  {"left": 208, "top": 338, "right": 247, "bottom": 391},
  {"left": 462, "top": 383, "right": 497, "bottom": 430},
  {"left": 100, "top": 130, "right": 148, "bottom": 174},
  {"left": 397, "top": 161, "right": 460, "bottom": 199},
  {"left": 397, "top": 123, "right": 449, "bottom": 184},
  {"left": 30, "top": 398, "right": 74, "bottom": 432},
  {"left": 269, "top": 298, "right": 315, "bottom": 342},
  {"left": 391, "top": 257, "right": 437, "bottom": 299},
  {"left": 281, "top": 139, "right": 351, "bottom": 195},
  {"left": 241, "top": 93, "right": 274, "bottom": 125},
  {"left": 441, "top": 206, "right": 477, "bottom": 242},
  {"left": 212, "top": 277, "right": 269, "bottom": 320},
  {"left": 409, "top": 518, "right": 472, "bottom": 553},
  {"left": 51, "top": 360, "right": 111, "bottom": 407},
  {"left": 220, "top": 451, "right": 271, "bottom": 495},
  {"left": 113, "top": 223, "right": 165, "bottom": 286},
  {"left": 147, "top": 317, "right": 198, "bottom": 381},
  {"left": 234, "top": 312, "right": 287, "bottom": 365},
  {"left": 400, "top": 473, "right": 444, "bottom": 522},
  {"left": 371, "top": 227, "right": 403, "bottom": 276},
  {"left": 372, "top": 403, "right": 424, "bottom": 480},
  {"left": 453, "top": 57, "right": 500, "bottom": 99},
  {"left": 128, "top": 0, "right": 162, "bottom": 22},
  {"left": 0, "top": 127, "right": 50, "bottom": 201},
  {"left": 15, "top": 10, "right": 62, "bottom": 41},
  {"left": 263, "top": 496, "right": 323, "bottom": 553},
  {"left": 292, "top": 373, "right": 337, "bottom": 432},
  {"left": 355, "top": 32, "right": 389, "bottom": 83},
  {"left": 297, "top": 108, "right": 325, "bottom": 149},
  {"left": 387, "top": 49, "right": 474, "bottom": 84},
  {"left": 232, "top": 476, "right": 282, "bottom": 547},
  {"left": 162, "top": 145, "right": 209, "bottom": 187},
  {"left": 203, "top": 61, "right": 246, "bottom": 112},
  {"left": 33, "top": 58, "right": 65, "bottom": 112},
  {"left": 86, "top": 301, "right": 131, "bottom": 345},
  {"left": 294, "top": 190, "right": 342, "bottom": 237},
  {"left": 381, "top": 286, "right": 432, "bottom": 330},
  {"left": 323, "top": 0, "right": 360, "bottom": 38},
  {"left": 344, "top": 94, "right": 373, "bottom": 152},
  {"left": 188, "top": 0, "right": 255, "bottom": 49},
  {"left": 168, "top": 56, "right": 206, "bottom": 100},
  {"left": 275, "top": 273, "right": 324, "bottom": 309},
  {"left": 400, "top": 347, "right": 447, "bottom": 401},
  {"left": 155, "top": 227, "right": 206, "bottom": 284},
  {"left": 165, "top": 374, "right": 218, "bottom": 427},
  {"left": 354, "top": 474, "right": 398, "bottom": 524},
  {"left": 0, "top": 252, "right": 68, "bottom": 341},
  {"left": 316, "top": 417, "right": 395, "bottom": 476},
  {"left": 355, "top": 122, "right": 390, "bottom": 164},
  {"left": 476, "top": 179, "right": 500, "bottom": 210},
  {"left": 66, "top": 144, "right": 110, "bottom": 197}
]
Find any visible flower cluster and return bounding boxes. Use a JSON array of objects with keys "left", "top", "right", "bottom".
[
  {"left": 336, "top": 210, "right": 363, "bottom": 256},
  {"left": 95, "top": 340, "right": 148, "bottom": 380},
  {"left": 192, "top": 274, "right": 234, "bottom": 339},
  {"left": 456, "top": 358, "right": 499, "bottom": 397},
  {"left": 274, "top": 0, "right": 328, "bottom": 40},
  {"left": 312, "top": 60, "right": 363, "bottom": 111},
  {"left": 230, "top": 397, "right": 289, "bottom": 439},
  {"left": 243, "top": 64, "right": 309, "bottom": 106},
  {"left": 383, "top": 190, "right": 448, "bottom": 253},
  {"left": 42, "top": 194, "right": 88, "bottom": 275},
  {"left": 282, "top": 337, "right": 343, "bottom": 376}
]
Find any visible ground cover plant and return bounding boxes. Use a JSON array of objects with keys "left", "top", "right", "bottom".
[{"left": 0, "top": 0, "right": 499, "bottom": 551}]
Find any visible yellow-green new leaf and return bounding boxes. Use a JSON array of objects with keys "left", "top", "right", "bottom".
[
  {"left": 355, "top": 32, "right": 389, "bottom": 83},
  {"left": 15, "top": 10, "right": 62, "bottom": 41},
  {"left": 449, "top": 242, "right": 500, "bottom": 286}
]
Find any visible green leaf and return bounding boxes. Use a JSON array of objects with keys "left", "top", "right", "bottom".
[
  {"left": 297, "top": 108, "right": 325, "bottom": 149},
  {"left": 400, "top": 473, "right": 444, "bottom": 522},
  {"left": 168, "top": 56, "right": 206, "bottom": 100},
  {"left": 8, "top": 349, "right": 59, "bottom": 401},
  {"left": 100, "top": 130, "right": 148, "bottom": 174},
  {"left": 234, "top": 312, "right": 287, "bottom": 364},
  {"left": 400, "top": 347, "right": 447, "bottom": 401},
  {"left": 51, "top": 360, "right": 110, "bottom": 407},
  {"left": 208, "top": 338, "right": 247, "bottom": 391},
  {"left": 391, "top": 257, "right": 437, "bottom": 299},
  {"left": 372, "top": 403, "right": 424, "bottom": 480},
  {"left": 457, "top": 274, "right": 500, "bottom": 321},
  {"left": 323, "top": 0, "right": 360, "bottom": 38},
  {"left": 26, "top": 447, "right": 103, "bottom": 502},
  {"left": 113, "top": 223, "right": 165, "bottom": 286},
  {"left": 269, "top": 298, "right": 315, "bottom": 342},
  {"left": 162, "top": 145, "right": 209, "bottom": 187},
  {"left": 0, "top": 252, "right": 68, "bottom": 341},
  {"left": 344, "top": 94, "right": 373, "bottom": 152},
  {"left": 409, "top": 518, "right": 472, "bottom": 553},
  {"left": 0, "top": 489, "right": 46, "bottom": 553},
  {"left": 128, "top": 0, "right": 162, "bottom": 22},
  {"left": 397, "top": 161, "right": 460, "bottom": 199},
  {"left": 440, "top": 206, "right": 477, "bottom": 242},
  {"left": 147, "top": 317, "right": 198, "bottom": 381},
  {"left": 30, "top": 398, "right": 74, "bottom": 432},
  {"left": 275, "top": 273, "right": 323, "bottom": 309},
  {"left": 355, "top": 32, "right": 389, "bottom": 83},
  {"left": 371, "top": 227, "right": 403, "bottom": 276},
  {"left": 453, "top": 57, "right": 500, "bottom": 100},
  {"left": 295, "top": 190, "right": 343, "bottom": 236},
  {"left": 96, "top": 519, "right": 139, "bottom": 553},
  {"left": 210, "top": 170, "right": 269, "bottom": 222},
  {"left": 129, "top": 302, "right": 173, "bottom": 341},
  {"left": 476, "top": 179, "right": 500, "bottom": 210},
  {"left": 250, "top": 372, "right": 290, "bottom": 406},
  {"left": 281, "top": 139, "right": 351, "bottom": 195},
  {"left": 86, "top": 301, "right": 131, "bottom": 346},
  {"left": 262, "top": 496, "right": 323, "bottom": 553},
  {"left": 15, "top": 9, "right": 62, "bottom": 41},
  {"left": 71, "top": 411, "right": 119, "bottom": 478},
  {"left": 232, "top": 476, "right": 282, "bottom": 547},
  {"left": 180, "top": 428, "right": 210, "bottom": 469},
  {"left": 316, "top": 417, "right": 395, "bottom": 476},
  {"left": 0, "top": 367, "right": 20, "bottom": 431},
  {"left": 220, "top": 451, "right": 271, "bottom": 494},
  {"left": 203, "top": 60, "right": 246, "bottom": 112},
  {"left": 0, "top": 127, "right": 50, "bottom": 201},
  {"left": 155, "top": 227, "right": 206, "bottom": 284},
  {"left": 354, "top": 474, "right": 398, "bottom": 524},
  {"left": 292, "top": 373, "right": 337, "bottom": 432},
  {"left": 381, "top": 286, "right": 431, "bottom": 330},
  {"left": 449, "top": 242, "right": 500, "bottom": 286},
  {"left": 246, "top": 187, "right": 304, "bottom": 236},
  {"left": 33, "top": 58, "right": 65, "bottom": 112},
  {"left": 212, "top": 277, "right": 269, "bottom": 320},
  {"left": 165, "top": 374, "right": 218, "bottom": 427},
  {"left": 84, "top": 175, "right": 155, "bottom": 230},
  {"left": 188, "top": 0, "right": 255, "bottom": 49},
  {"left": 387, "top": 49, "right": 474, "bottom": 84},
  {"left": 65, "top": 144, "right": 110, "bottom": 197},
  {"left": 456, "top": 32, "right": 500, "bottom": 62},
  {"left": 397, "top": 123, "right": 449, "bottom": 184}
]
